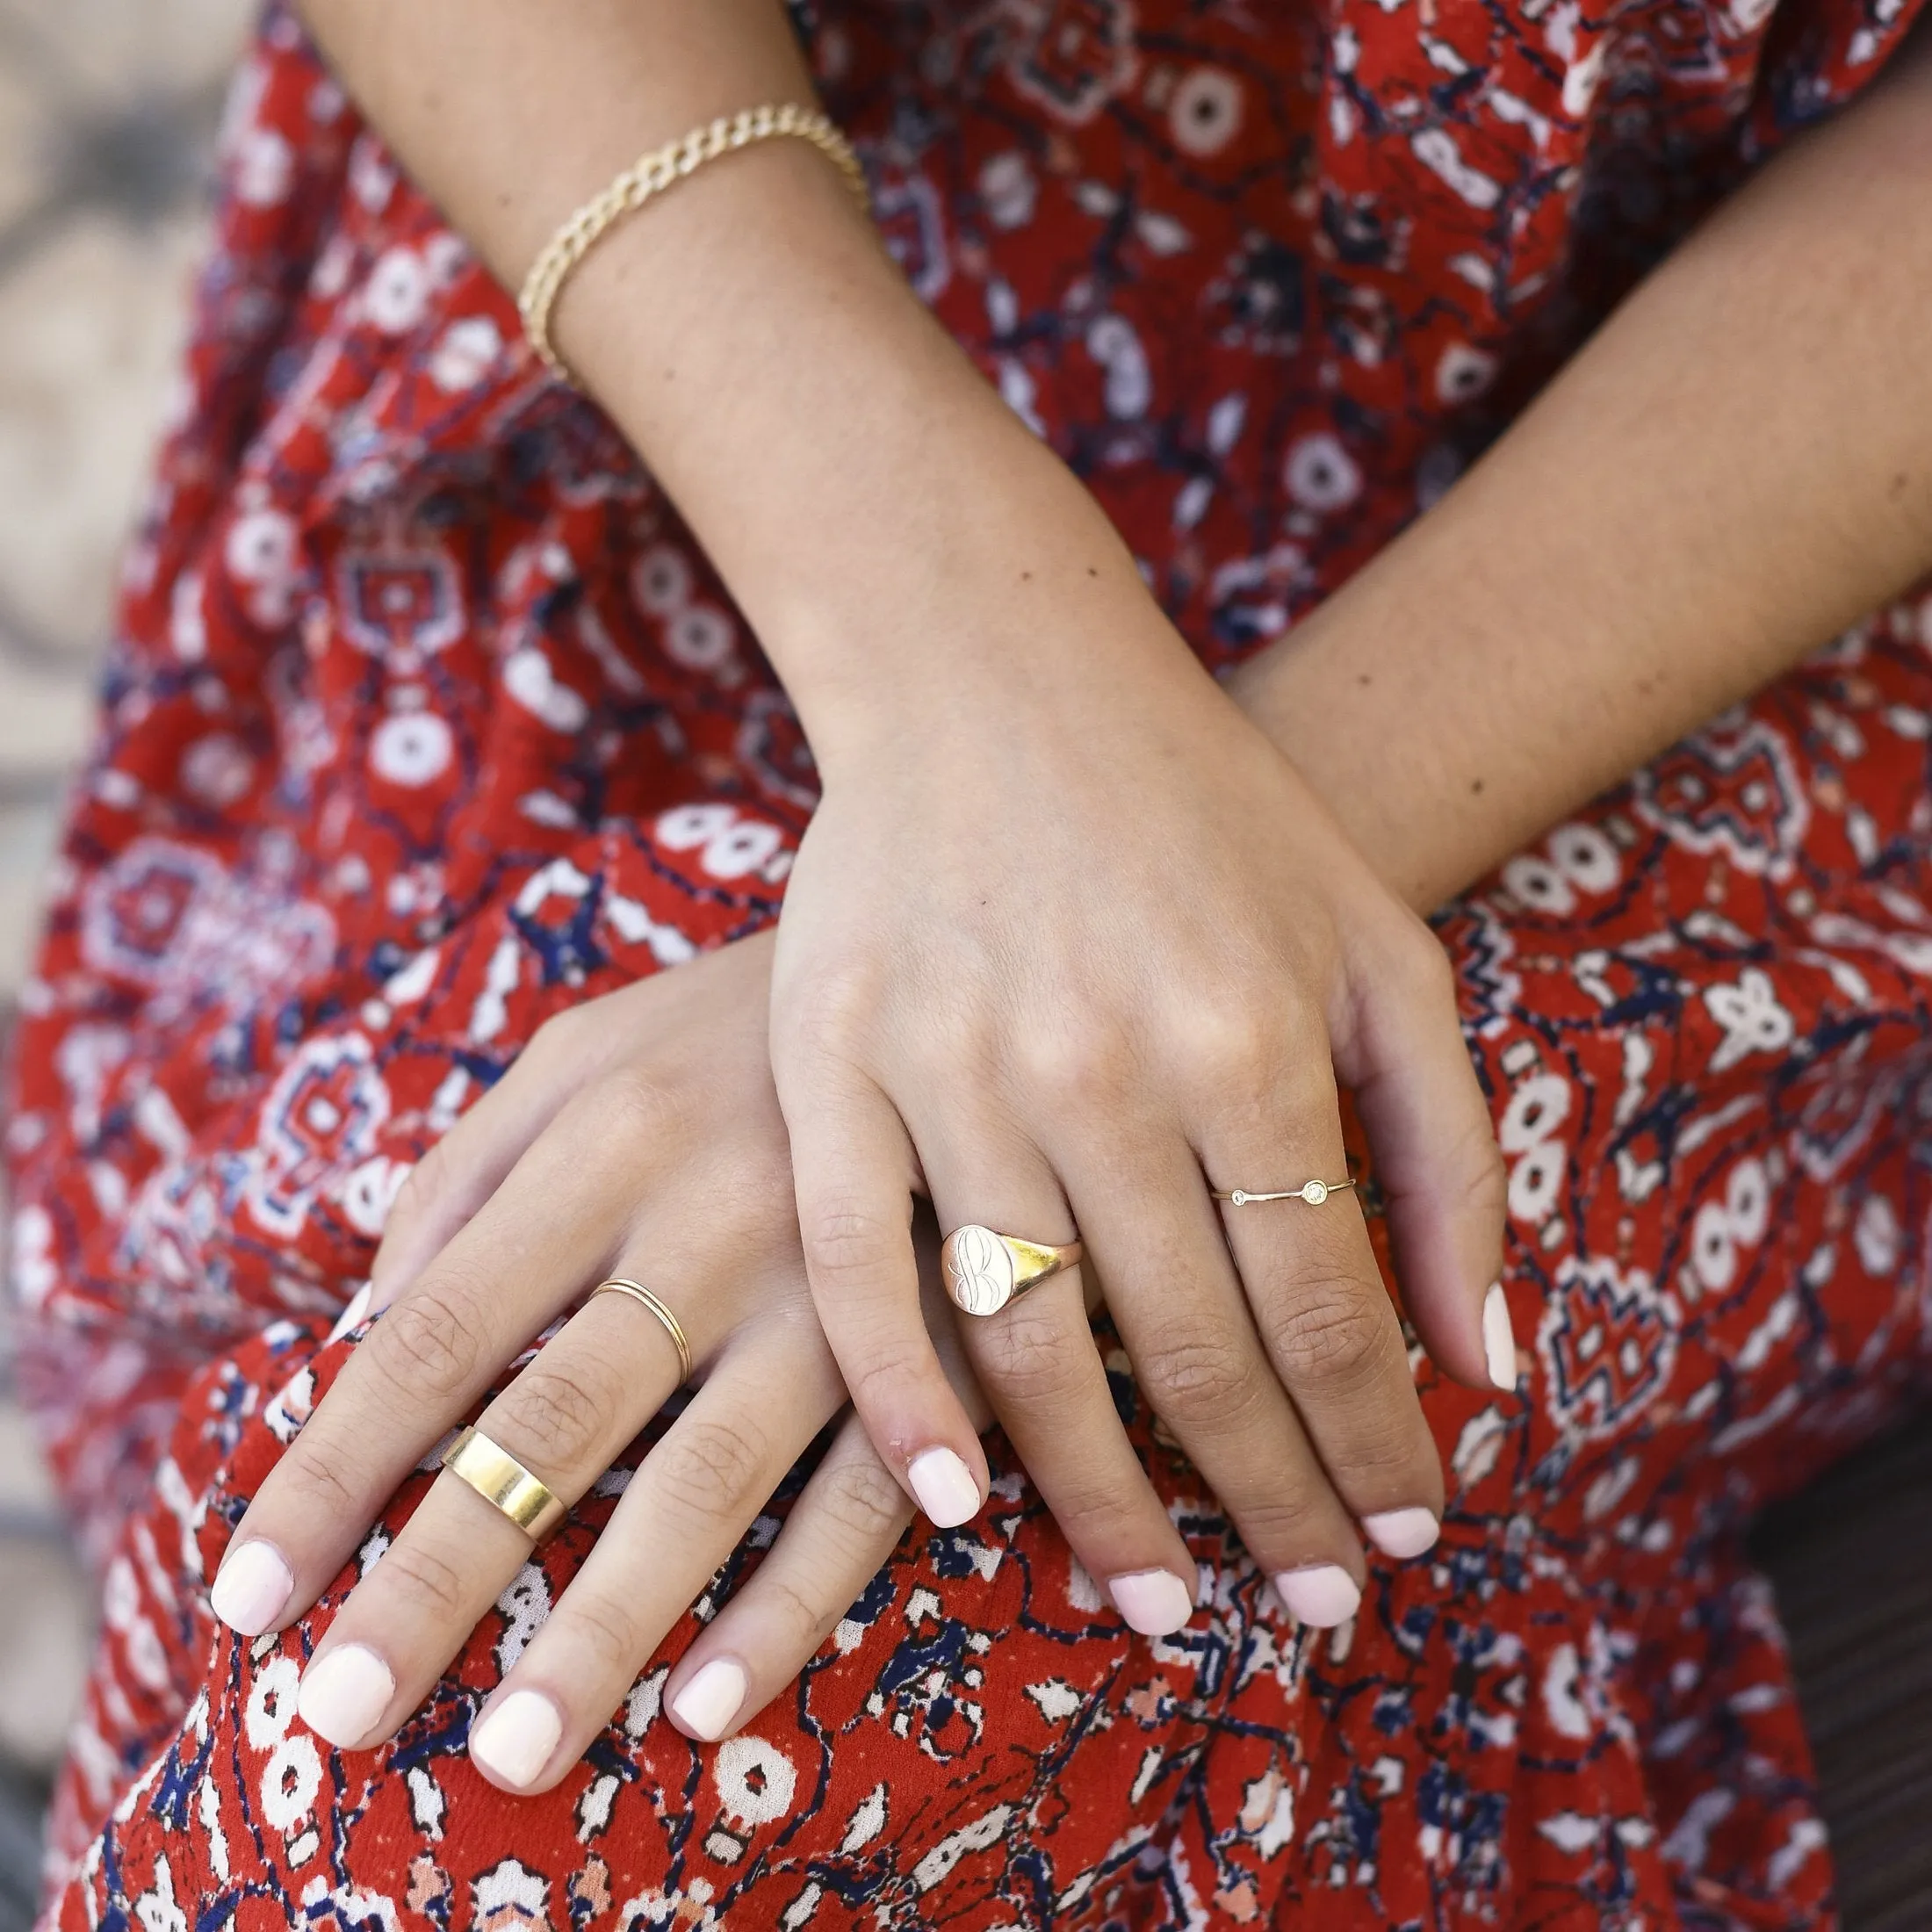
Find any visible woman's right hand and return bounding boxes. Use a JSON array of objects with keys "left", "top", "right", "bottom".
[
  {"left": 209, "top": 930, "right": 988, "bottom": 1789},
  {"left": 767, "top": 458, "right": 1514, "bottom": 1640}
]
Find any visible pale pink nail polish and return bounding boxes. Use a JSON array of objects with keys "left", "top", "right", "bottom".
[
  {"left": 1362, "top": 1508, "right": 1440, "bottom": 1561},
  {"left": 905, "top": 1447, "right": 981, "bottom": 1528},
  {"left": 298, "top": 1643, "right": 394, "bottom": 1748},
  {"left": 668, "top": 1658, "right": 748, "bottom": 1741},
  {"left": 210, "top": 1540, "right": 294, "bottom": 1636},
  {"left": 470, "top": 1689, "right": 562, "bottom": 1789},
  {"left": 1483, "top": 1283, "right": 1517, "bottom": 1392},
  {"left": 1107, "top": 1569, "right": 1196, "bottom": 1636},
  {"left": 1273, "top": 1565, "right": 1362, "bottom": 1628}
]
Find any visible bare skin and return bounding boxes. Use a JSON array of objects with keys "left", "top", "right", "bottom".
[{"left": 204, "top": 0, "right": 1932, "bottom": 1787}]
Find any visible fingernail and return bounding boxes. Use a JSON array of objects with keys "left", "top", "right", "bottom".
[
  {"left": 469, "top": 1688, "right": 563, "bottom": 1789},
  {"left": 298, "top": 1643, "right": 394, "bottom": 1748},
  {"left": 905, "top": 1447, "right": 981, "bottom": 1528},
  {"left": 1273, "top": 1565, "right": 1362, "bottom": 1628},
  {"left": 210, "top": 1540, "right": 294, "bottom": 1636},
  {"left": 668, "top": 1657, "right": 748, "bottom": 1741},
  {"left": 1483, "top": 1283, "right": 1517, "bottom": 1392},
  {"left": 1107, "top": 1568, "right": 1196, "bottom": 1637},
  {"left": 326, "top": 1284, "right": 372, "bottom": 1344},
  {"left": 1362, "top": 1508, "right": 1440, "bottom": 1561}
]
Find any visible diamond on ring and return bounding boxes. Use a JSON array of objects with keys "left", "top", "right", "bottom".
[{"left": 1212, "top": 1178, "right": 1356, "bottom": 1207}]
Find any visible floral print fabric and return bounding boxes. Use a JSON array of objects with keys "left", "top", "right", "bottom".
[{"left": 9, "top": 0, "right": 1932, "bottom": 1926}]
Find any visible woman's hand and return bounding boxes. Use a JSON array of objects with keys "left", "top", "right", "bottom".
[
  {"left": 209, "top": 933, "right": 986, "bottom": 1787},
  {"left": 770, "top": 497, "right": 1512, "bottom": 1634}
]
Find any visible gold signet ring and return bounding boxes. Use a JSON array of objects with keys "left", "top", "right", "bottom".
[
  {"left": 941, "top": 1225, "right": 1085, "bottom": 1317},
  {"left": 442, "top": 1425, "right": 568, "bottom": 1541},
  {"left": 1211, "top": 1179, "right": 1357, "bottom": 1207}
]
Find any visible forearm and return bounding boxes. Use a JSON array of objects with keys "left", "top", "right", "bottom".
[
  {"left": 1234, "top": 38, "right": 1932, "bottom": 914},
  {"left": 296, "top": 0, "right": 1128, "bottom": 754}
]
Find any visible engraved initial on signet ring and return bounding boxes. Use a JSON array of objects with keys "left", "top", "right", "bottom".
[{"left": 941, "top": 1225, "right": 1085, "bottom": 1317}]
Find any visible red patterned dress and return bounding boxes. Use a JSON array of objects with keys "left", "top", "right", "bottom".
[{"left": 9, "top": 1, "right": 1932, "bottom": 1925}]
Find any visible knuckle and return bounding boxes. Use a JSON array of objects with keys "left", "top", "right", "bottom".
[
  {"left": 374, "top": 1290, "right": 485, "bottom": 1399},
  {"left": 970, "top": 1307, "right": 1092, "bottom": 1409},
  {"left": 557, "top": 1589, "right": 645, "bottom": 1677},
  {"left": 1454, "top": 1120, "right": 1510, "bottom": 1222},
  {"left": 1135, "top": 1327, "right": 1257, "bottom": 1429},
  {"left": 1172, "top": 998, "right": 1277, "bottom": 1087},
  {"left": 1359, "top": 911, "right": 1458, "bottom": 1015},
  {"left": 1023, "top": 1024, "right": 1132, "bottom": 1107},
  {"left": 1258, "top": 1275, "right": 1394, "bottom": 1388},
  {"left": 594, "top": 1063, "right": 690, "bottom": 1150},
  {"left": 501, "top": 1360, "right": 620, "bottom": 1472},
  {"left": 652, "top": 1415, "right": 769, "bottom": 1528},
  {"left": 749, "top": 1568, "right": 845, "bottom": 1648},
  {"left": 1227, "top": 1485, "right": 1350, "bottom": 1560},
  {"left": 374, "top": 1538, "right": 470, "bottom": 1622},
  {"left": 845, "top": 1336, "right": 941, "bottom": 1415},
  {"left": 801, "top": 1197, "right": 901, "bottom": 1290},
  {"left": 781, "top": 973, "right": 875, "bottom": 1062},
  {"left": 1394, "top": 924, "right": 1459, "bottom": 1006},
  {"left": 813, "top": 1455, "right": 913, "bottom": 1549},
  {"left": 272, "top": 1445, "right": 368, "bottom": 1525},
  {"left": 530, "top": 1004, "right": 588, "bottom": 1059}
]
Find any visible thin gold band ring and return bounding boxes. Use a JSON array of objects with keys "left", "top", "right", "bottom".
[
  {"left": 441, "top": 1424, "right": 568, "bottom": 1542},
  {"left": 591, "top": 1276, "right": 693, "bottom": 1382},
  {"left": 1212, "top": 1179, "right": 1357, "bottom": 1207}
]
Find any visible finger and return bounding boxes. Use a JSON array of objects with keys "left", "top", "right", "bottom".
[
  {"left": 466, "top": 1328, "right": 840, "bottom": 1791},
  {"left": 212, "top": 1082, "right": 652, "bottom": 1639},
  {"left": 1332, "top": 921, "right": 1512, "bottom": 1392},
  {"left": 657, "top": 1218, "right": 999, "bottom": 1744},
  {"left": 780, "top": 1053, "right": 989, "bottom": 1527},
  {"left": 1058, "top": 1133, "right": 1371, "bottom": 1628},
  {"left": 367, "top": 1006, "right": 608, "bottom": 1309},
  {"left": 662, "top": 1408, "right": 912, "bottom": 1741},
  {"left": 1208, "top": 1047, "right": 1445, "bottom": 1563},
  {"left": 917, "top": 1118, "right": 1199, "bottom": 1638},
  {"left": 292, "top": 1282, "right": 696, "bottom": 1749}
]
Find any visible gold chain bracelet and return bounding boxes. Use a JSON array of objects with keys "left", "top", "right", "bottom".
[{"left": 518, "top": 103, "right": 869, "bottom": 384}]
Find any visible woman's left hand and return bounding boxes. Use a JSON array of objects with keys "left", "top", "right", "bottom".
[{"left": 210, "top": 931, "right": 989, "bottom": 1788}]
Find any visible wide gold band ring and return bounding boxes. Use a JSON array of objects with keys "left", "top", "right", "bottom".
[
  {"left": 591, "top": 1276, "right": 693, "bottom": 1382},
  {"left": 441, "top": 1425, "right": 568, "bottom": 1542},
  {"left": 941, "top": 1224, "right": 1085, "bottom": 1317},
  {"left": 1212, "top": 1179, "right": 1358, "bottom": 1207}
]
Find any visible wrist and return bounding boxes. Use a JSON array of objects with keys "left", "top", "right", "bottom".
[
  {"left": 776, "top": 461, "right": 1218, "bottom": 780},
  {"left": 554, "top": 146, "right": 1211, "bottom": 767},
  {"left": 561, "top": 147, "right": 1008, "bottom": 631}
]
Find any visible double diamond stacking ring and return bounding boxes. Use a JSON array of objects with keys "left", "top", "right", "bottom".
[
  {"left": 442, "top": 1426, "right": 568, "bottom": 1542},
  {"left": 440, "top": 1274, "right": 695, "bottom": 1542},
  {"left": 591, "top": 1276, "right": 693, "bottom": 1382},
  {"left": 941, "top": 1224, "right": 1085, "bottom": 1317},
  {"left": 1212, "top": 1179, "right": 1357, "bottom": 1207}
]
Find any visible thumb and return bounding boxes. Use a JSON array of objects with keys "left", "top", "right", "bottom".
[{"left": 1331, "top": 922, "right": 1514, "bottom": 1395}]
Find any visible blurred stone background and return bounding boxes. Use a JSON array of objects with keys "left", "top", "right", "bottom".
[{"left": 0, "top": 0, "right": 254, "bottom": 1917}]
